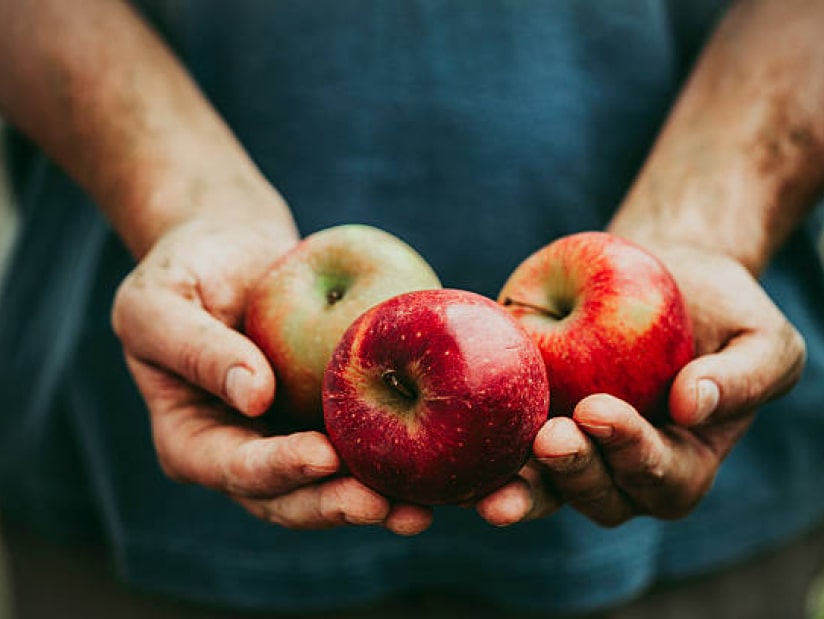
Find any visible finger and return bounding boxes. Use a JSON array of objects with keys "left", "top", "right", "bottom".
[
  {"left": 235, "top": 477, "right": 391, "bottom": 529},
  {"left": 575, "top": 394, "right": 717, "bottom": 519},
  {"left": 476, "top": 461, "right": 562, "bottom": 527},
  {"left": 113, "top": 284, "right": 275, "bottom": 417},
  {"left": 669, "top": 321, "right": 806, "bottom": 427},
  {"left": 161, "top": 422, "right": 341, "bottom": 498},
  {"left": 534, "top": 416, "right": 634, "bottom": 527},
  {"left": 476, "top": 476, "right": 533, "bottom": 527},
  {"left": 131, "top": 359, "right": 340, "bottom": 496},
  {"left": 383, "top": 503, "right": 434, "bottom": 536}
]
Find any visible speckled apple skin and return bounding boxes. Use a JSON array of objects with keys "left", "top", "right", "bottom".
[
  {"left": 323, "top": 289, "right": 550, "bottom": 505},
  {"left": 499, "top": 231, "right": 694, "bottom": 419}
]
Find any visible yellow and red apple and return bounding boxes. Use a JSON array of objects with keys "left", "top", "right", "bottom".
[
  {"left": 499, "top": 231, "right": 694, "bottom": 419},
  {"left": 245, "top": 224, "right": 441, "bottom": 423}
]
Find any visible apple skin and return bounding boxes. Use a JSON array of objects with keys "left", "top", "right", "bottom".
[
  {"left": 245, "top": 224, "right": 441, "bottom": 424},
  {"left": 322, "top": 289, "right": 550, "bottom": 505},
  {"left": 498, "top": 231, "right": 694, "bottom": 420}
]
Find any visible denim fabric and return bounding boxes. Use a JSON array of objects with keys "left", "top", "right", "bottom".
[{"left": 3, "top": 1, "right": 824, "bottom": 614}]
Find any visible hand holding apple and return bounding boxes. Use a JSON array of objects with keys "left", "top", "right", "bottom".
[
  {"left": 114, "top": 217, "right": 433, "bottom": 535},
  {"left": 245, "top": 224, "right": 441, "bottom": 424},
  {"left": 477, "top": 242, "right": 805, "bottom": 527},
  {"left": 498, "top": 231, "right": 694, "bottom": 419},
  {"left": 323, "top": 289, "right": 550, "bottom": 505}
]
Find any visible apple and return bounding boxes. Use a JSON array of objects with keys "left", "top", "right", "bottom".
[
  {"left": 322, "top": 288, "right": 550, "bottom": 505},
  {"left": 245, "top": 224, "right": 441, "bottom": 423},
  {"left": 498, "top": 231, "right": 694, "bottom": 419}
]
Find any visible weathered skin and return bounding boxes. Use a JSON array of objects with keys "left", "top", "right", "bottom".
[
  {"left": 323, "top": 289, "right": 549, "bottom": 505},
  {"left": 499, "top": 231, "right": 694, "bottom": 419}
]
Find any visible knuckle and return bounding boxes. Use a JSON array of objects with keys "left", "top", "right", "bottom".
[
  {"left": 260, "top": 504, "right": 291, "bottom": 528},
  {"left": 110, "top": 278, "right": 138, "bottom": 340},
  {"left": 176, "top": 340, "right": 208, "bottom": 386},
  {"left": 111, "top": 265, "right": 154, "bottom": 340},
  {"left": 318, "top": 481, "right": 348, "bottom": 525},
  {"left": 284, "top": 432, "right": 313, "bottom": 462},
  {"left": 224, "top": 447, "right": 257, "bottom": 495},
  {"left": 265, "top": 506, "right": 294, "bottom": 528},
  {"left": 260, "top": 498, "right": 309, "bottom": 530}
]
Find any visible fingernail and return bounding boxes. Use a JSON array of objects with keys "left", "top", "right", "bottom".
[
  {"left": 537, "top": 452, "right": 585, "bottom": 473},
  {"left": 303, "top": 442, "right": 340, "bottom": 476},
  {"left": 694, "top": 379, "right": 720, "bottom": 424},
  {"left": 578, "top": 422, "right": 614, "bottom": 441},
  {"left": 300, "top": 436, "right": 340, "bottom": 477},
  {"left": 225, "top": 366, "right": 253, "bottom": 412}
]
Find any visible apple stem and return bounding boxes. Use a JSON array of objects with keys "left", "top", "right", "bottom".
[
  {"left": 501, "top": 297, "right": 565, "bottom": 320},
  {"left": 326, "top": 289, "right": 344, "bottom": 305},
  {"left": 381, "top": 370, "right": 417, "bottom": 401}
]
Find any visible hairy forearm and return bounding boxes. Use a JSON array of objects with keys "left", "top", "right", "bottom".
[
  {"left": 611, "top": 0, "right": 824, "bottom": 274},
  {"left": 0, "top": 0, "right": 296, "bottom": 257}
]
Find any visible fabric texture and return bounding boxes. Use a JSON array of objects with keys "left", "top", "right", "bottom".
[{"left": 2, "top": 1, "right": 824, "bottom": 615}]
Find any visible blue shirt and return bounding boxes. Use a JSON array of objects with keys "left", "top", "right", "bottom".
[{"left": 2, "top": 1, "right": 824, "bottom": 614}]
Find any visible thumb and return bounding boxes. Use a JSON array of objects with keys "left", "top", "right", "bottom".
[
  {"left": 669, "top": 323, "right": 806, "bottom": 427},
  {"left": 112, "top": 287, "right": 275, "bottom": 417}
]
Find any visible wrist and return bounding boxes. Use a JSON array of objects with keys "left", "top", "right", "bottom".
[
  {"left": 105, "top": 150, "right": 299, "bottom": 258},
  {"left": 609, "top": 146, "right": 821, "bottom": 276},
  {"left": 607, "top": 180, "right": 770, "bottom": 275}
]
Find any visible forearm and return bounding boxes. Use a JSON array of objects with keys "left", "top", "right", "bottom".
[
  {"left": 610, "top": 0, "right": 824, "bottom": 274},
  {"left": 0, "top": 0, "right": 296, "bottom": 257}
]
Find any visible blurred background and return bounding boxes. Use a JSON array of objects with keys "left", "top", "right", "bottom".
[{"left": 0, "top": 121, "right": 17, "bottom": 618}]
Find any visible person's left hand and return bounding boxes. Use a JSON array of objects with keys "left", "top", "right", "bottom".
[{"left": 476, "top": 243, "right": 806, "bottom": 527}]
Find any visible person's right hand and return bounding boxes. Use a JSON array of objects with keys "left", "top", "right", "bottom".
[{"left": 111, "top": 215, "right": 434, "bottom": 536}]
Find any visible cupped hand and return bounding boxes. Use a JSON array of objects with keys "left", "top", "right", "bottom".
[
  {"left": 477, "top": 244, "right": 805, "bottom": 527},
  {"left": 112, "top": 216, "right": 433, "bottom": 535}
]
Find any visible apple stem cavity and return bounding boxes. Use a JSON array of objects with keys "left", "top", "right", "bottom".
[
  {"left": 326, "top": 288, "right": 344, "bottom": 305},
  {"left": 381, "top": 369, "right": 417, "bottom": 401},
  {"left": 502, "top": 297, "right": 567, "bottom": 320}
]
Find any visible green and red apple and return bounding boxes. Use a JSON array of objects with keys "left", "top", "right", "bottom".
[
  {"left": 499, "top": 231, "right": 694, "bottom": 419},
  {"left": 323, "top": 288, "right": 550, "bottom": 505},
  {"left": 245, "top": 224, "right": 441, "bottom": 423}
]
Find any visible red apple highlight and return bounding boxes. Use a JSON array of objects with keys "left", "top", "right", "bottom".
[
  {"left": 323, "top": 289, "right": 550, "bottom": 505},
  {"left": 499, "top": 231, "right": 694, "bottom": 419},
  {"left": 245, "top": 224, "right": 441, "bottom": 423}
]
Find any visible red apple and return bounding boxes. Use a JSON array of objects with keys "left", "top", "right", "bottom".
[
  {"left": 245, "top": 224, "right": 441, "bottom": 423},
  {"left": 499, "top": 231, "right": 694, "bottom": 419},
  {"left": 322, "top": 289, "right": 550, "bottom": 505}
]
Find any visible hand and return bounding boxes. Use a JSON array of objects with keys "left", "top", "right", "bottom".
[
  {"left": 476, "top": 244, "right": 806, "bottom": 527},
  {"left": 112, "top": 216, "right": 433, "bottom": 535}
]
